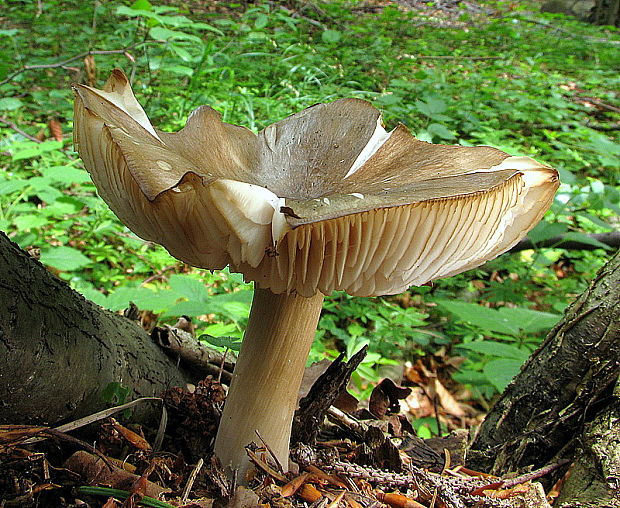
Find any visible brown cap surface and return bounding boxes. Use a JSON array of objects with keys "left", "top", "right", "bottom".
[{"left": 74, "top": 70, "right": 559, "bottom": 297}]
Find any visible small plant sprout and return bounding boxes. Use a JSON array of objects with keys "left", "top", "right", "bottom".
[{"left": 73, "top": 69, "right": 559, "bottom": 479}]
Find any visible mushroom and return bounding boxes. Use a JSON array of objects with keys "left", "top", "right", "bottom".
[{"left": 73, "top": 69, "right": 559, "bottom": 478}]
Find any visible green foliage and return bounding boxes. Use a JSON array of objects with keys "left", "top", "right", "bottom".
[
  {"left": 435, "top": 300, "right": 562, "bottom": 394},
  {"left": 0, "top": 0, "right": 618, "bottom": 405},
  {"left": 101, "top": 382, "right": 130, "bottom": 406},
  {"left": 435, "top": 300, "right": 561, "bottom": 336}
]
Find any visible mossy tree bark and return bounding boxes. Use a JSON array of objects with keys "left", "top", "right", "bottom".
[
  {"left": 553, "top": 391, "right": 620, "bottom": 508},
  {"left": 468, "top": 250, "right": 620, "bottom": 494},
  {"left": 589, "top": 0, "right": 620, "bottom": 26},
  {"left": 0, "top": 231, "right": 195, "bottom": 425}
]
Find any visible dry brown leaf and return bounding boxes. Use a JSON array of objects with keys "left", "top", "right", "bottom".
[
  {"left": 297, "top": 483, "right": 323, "bottom": 503},
  {"left": 376, "top": 491, "right": 426, "bottom": 508},
  {"left": 427, "top": 378, "right": 466, "bottom": 418},
  {"left": 326, "top": 490, "right": 345, "bottom": 508},
  {"left": 306, "top": 465, "right": 348, "bottom": 488},
  {"left": 63, "top": 451, "right": 170, "bottom": 499},
  {"left": 102, "top": 498, "right": 122, "bottom": 508},
  {"left": 110, "top": 419, "right": 152, "bottom": 451},
  {"left": 369, "top": 379, "right": 412, "bottom": 419},
  {"left": 470, "top": 481, "right": 504, "bottom": 496},
  {"left": 0, "top": 425, "right": 48, "bottom": 446},
  {"left": 281, "top": 472, "right": 315, "bottom": 497},
  {"left": 48, "top": 118, "right": 63, "bottom": 142},
  {"left": 403, "top": 387, "right": 434, "bottom": 419},
  {"left": 483, "top": 483, "right": 530, "bottom": 499}
]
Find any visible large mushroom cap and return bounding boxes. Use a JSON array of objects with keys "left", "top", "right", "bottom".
[{"left": 74, "top": 69, "right": 559, "bottom": 297}]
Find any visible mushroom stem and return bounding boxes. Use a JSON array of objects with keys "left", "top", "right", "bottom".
[{"left": 214, "top": 287, "right": 324, "bottom": 480}]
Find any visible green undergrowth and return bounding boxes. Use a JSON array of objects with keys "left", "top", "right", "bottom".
[{"left": 1, "top": 0, "right": 618, "bottom": 407}]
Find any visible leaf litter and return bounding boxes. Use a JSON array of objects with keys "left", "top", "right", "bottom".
[{"left": 0, "top": 352, "right": 555, "bottom": 508}]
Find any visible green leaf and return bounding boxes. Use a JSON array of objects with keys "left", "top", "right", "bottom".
[
  {"left": 0, "top": 180, "right": 29, "bottom": 196},
  {"left": 219, "top": 301, "right": 251, "bottom": 320},
  {"left": 527, "top": 221, "right": 569, "bottom": 244},
  {"left": 131, "top": 0, "right": 152, "bottom": 10},
  {"left": 458, "top": 341, "right": 530, "bottom": 361},
  {"left": 77, "top": 286, "right": 108, "bottom": 307},
  {"left": 162, "top": 65, "right": 194, "bottom": 77},
  {"left": 168, "top": 274, "right": 209, "bottom": 301},
  {"left": 483, "top": 358, "right": 523, "bottom": 392},
  {"left": 200, "top": 334, "right": 242, "bottom": 351},
  {"left": 0, "top": 97, "right": 24, "bottom": 111},
  {"left": 496, "top": 307, "right": 560, "bottom": 334},
  {"left": 191, "top": 22, "right": 224, "bottom": 35},
  {"left": 437, "top": 300, "right": 560, "bottom": 336},
  {"left": 129, "top": 289, "right": 179, "bottom": 312},
  {"left": 41, "top": 166, "right": 92, "bottom": 185},
  {"left": 189, "top": 292, "right": 252, "bottom": 321},
  {"left": 587, "top": 132, "right": 620, "bottom": 154},
  {"left": 452, "top": 369, "right": 489, "bottom": 386},
  {"left": 13, "top": 214, "right": 48, "bottom": 230},
  {"left": 374, "top": 94, "right": 402, "bottom": 106},
  {"left": 10, "top": 140, "right": 63, "bottom": 161},
  {"left": 103, "top": 287, "right": 156, "bottom": 311},
  {"left": 561, "top": 232, "right": 612, "bottom": 250},
  {"left": 415, "top": 97, "right": 447, "bottom": 117},
  {"left": 247, "top": 31, "right": 268, "bottom": 41},
  {"left": 44, "top": 196, "right": 85, "bottom": 215},
  {"left": 254, "top": 13, "right": 269, "bottom": 29},
  {"left": 40, "top": 246, "right": 92, "bottom": 271},
  {"left": 149, "top": 26, "right": 202, "bottom": 44},
  {"left": 76, "top": 486, "right": 174, "bottom": 508},
  {"left": 207, "top": 290, "right": 253, "bottom": 305},
  {"left": 100, "top": 382, "right": 130, "bottom": 405},
  {"left": 169, "top": 44, "right": 193, "bottom": 62},
  {"left": 435, "top": 300, "right": 519, "bottom": 335},
  {"left": 203, "top": 322, "right": 241, "bottom": 338},
  {"left": 427, "top": 123, "right": 456, "bottom": 140},
  {"left": 163, "top": 300, "right": 209, "bottom": 317},
  {"left": 321, "top": 30, "right": 342, "bottom": 43},
  {"left": 116, "top": 6, "right": 166, "bottom": 24}
]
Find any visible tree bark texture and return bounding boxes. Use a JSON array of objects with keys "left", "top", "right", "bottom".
[
  {"left": 589, "top": 0, "right": 620, "bottom": 26},
  {"left": 553, "top": 390, "right": 620, "bottom": 508},
  {"left": 509, "top": 231, "right": 619, "bottom": 252},
  {"left": 468, "top": 249, "right": 620, "bottom": 474},
  {"left": 0, "top": 231, "right": 194, "bottom": 425}
]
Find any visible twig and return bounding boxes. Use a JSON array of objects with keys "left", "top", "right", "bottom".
[
  {"left": 217, "top": 347, "right": 229, "bottom": 384},
  {"left": 410, "top": 55, "right": 503, "bottom": 60},
  {"left": 152, "top": 326, "right": 234, "bottom": 384},
  {"left": 575, "top": 97, "right": 620, "bottom": 114},
  {"left": 587, "top": 123, "right": 620, "bottom": 132},
  {"left": 181, "top": 458, "right": 204, "bottom": 503},
  {"left": 320, "top": 460, "right": 472, "bottom": 508},
  {"left": 517, "top": 16, "right": 620, "bottom": 46},
  {"left": 255, "top": 429, "right": 284, "bottom": 473},
  {"left": 43, "top": 428, "right": 114, "bottom": 471},
  {"left": 326, "top": 406, "right": 368, "bottom": 438},
  {"left": 278, "top": 5, "right": 327, "bottom": 29},
  {"left": 0, "top": 117, "right": 42, "bottom": 143},
  {"left": 510, "top": 232, "right": 619, "bottom": 252},
  {"left": 140, "top": 264, "right": 176, "bottom": 284},
  {"left": 500, "top": 460, "right": 570, "bottom": 489},
  {"left": 246, "top": 447, "right": 287, "bottom": 482},
  {"left": 433, "top": 394, "right": 441, "bottom": 437},
  {"left": 0, "top": 42, "right": 157, "bottom": 87}
]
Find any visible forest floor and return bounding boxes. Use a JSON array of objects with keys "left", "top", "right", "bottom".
[{"left": 0, "top": 0, "right": 618, "bottom": 506}]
